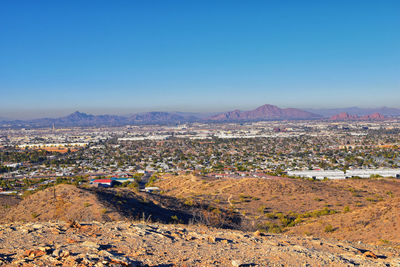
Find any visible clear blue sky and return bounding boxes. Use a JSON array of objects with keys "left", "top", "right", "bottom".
[{"left": 1, "top": 0, "right": 399, "bottom": 118}]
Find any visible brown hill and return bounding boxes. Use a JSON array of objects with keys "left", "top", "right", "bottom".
[
  {"left": 287, "top": 196, "right": 400, "bottom": 245},
  {"left": 155, "top": 175, "right": 400, "bottom": 245},
  {"left": 209, "top": 104, "right": 321, "bottom": 121},
  {"left": 1, "top": 178, "right": 400, "bottom": 265},
  {"left": 4, "top": 184, "right": 124, "bottom": 222},
  {"left": 4, "top": 176, "right": 400, "bottom": 247},
  {"left": 3, "top": 184, "right": 240, "bottom": 228}
]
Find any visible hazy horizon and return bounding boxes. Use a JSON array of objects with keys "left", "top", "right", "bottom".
[
  {"left": 1, "top": 1, "right": 399, "bottom": 119},
  {"left": 2, "top": 103, "right": 400, "bottom": 120}
]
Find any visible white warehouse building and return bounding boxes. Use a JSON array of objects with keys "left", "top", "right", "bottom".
[{"left": 287, "top": 169, "right": 400, "bottom": 180}]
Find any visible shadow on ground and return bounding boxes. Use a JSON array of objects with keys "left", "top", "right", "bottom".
[{"left": 84, "top": 187, "right": 242, "bottom": 229}]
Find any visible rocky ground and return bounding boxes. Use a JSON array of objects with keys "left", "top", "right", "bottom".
[{"left": 0, "top": 220, "right": 399, "bottom": 266}]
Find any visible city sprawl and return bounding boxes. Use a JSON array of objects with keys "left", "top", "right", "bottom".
[{"left": 1, "top": 120, "right": 400, "bottom": 194}]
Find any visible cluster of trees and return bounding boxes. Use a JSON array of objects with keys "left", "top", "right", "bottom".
[{"left": 1, "top": 149, "right": 51, "bottom": 164}]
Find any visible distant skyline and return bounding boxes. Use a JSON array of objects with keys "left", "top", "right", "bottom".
[{"left": 1, "top": 1, "right": 399, "bottom": 119}]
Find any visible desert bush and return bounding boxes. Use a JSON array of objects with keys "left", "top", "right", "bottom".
[
  {"left": 190, "top": 208, "right": 241, "bottom": 229},
  {"left": 386, "top": 191, "right": 394, "bottom": 198},
  {"left": 324, "top": 224, "right": 335, "bottom": 233},
  {"left": 170, "top": 215, "right": 183, "bottom": 223},
  {"left": 324, "top": 224, "right": 335, "bottom": 232},
  {"left": 258, "top": 205, "right": 267, "bottom": 214},
  {"left": 355, "top": 202, "right": 363, "bottom": 207},
  {"left": 304, "top": 231, "right": 312, "bottom": 236},
  {"left": 83, "top": 202, "right": 92, "bottom": 208},
  {"left": 238, "top": 194, "right": 252, "bottom": 202},
  {"left": 256, "top": 222, "right": 283, "bottom": 233},
  {"left": 184, "top": 198, "right": 194, "bottom": 206},
  {"left": 300, "top": 207, "right": 338, "bottom": 218}
]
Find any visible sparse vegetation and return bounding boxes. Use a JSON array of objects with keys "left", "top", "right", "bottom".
[
  {"left": 83, "top": 202, "right": 92, "bottom": 208},
  {"left": 324, "top": 224, "right": 335, "bottom": 233}
]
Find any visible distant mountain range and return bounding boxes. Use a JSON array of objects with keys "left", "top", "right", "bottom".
[
  {"left": 0, "top": 104, "right": 399, "bottom": 128},
  {"left": 330, "top": 112, "right": 385, "bottom": 121},
  {"left": 209, "top": 104, "right": 321, "bottom": 121},
  {"left": 0, "top": 111, "right": 201, "bottom": 128},
  {"left": 305, "top": 107, "right": 400, "bottom": 117}
]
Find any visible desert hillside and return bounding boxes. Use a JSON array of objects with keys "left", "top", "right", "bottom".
[
  {"left": 287, "top": 196, "right": 400, "bottom": 245},
  {"left": 1, "top": 176, "right": 400, "bottom": 266},
  {"left": 1, "top": 184, "right": 240, "bottom": 228},
  {"left": 3, "top": 176, "right": 400, "bottom": 247},
  {"left": 155, "top": 175, "right": 400, "bottom": 246}
]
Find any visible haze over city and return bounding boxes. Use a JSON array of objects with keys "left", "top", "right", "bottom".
[{"left": 1, "top": 1, "right": 399, "bottom": 119}]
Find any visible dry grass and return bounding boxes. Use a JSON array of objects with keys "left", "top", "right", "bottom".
[{"left": 156, "top": 175, "right": 400, "bottom": 245}]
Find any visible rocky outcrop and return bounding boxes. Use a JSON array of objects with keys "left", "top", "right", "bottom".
[
  {"left": 330, "top": 112, "right": 385, "bottom": 121},
  {"left": 0, "top": 221, "right": 399, "bottom": 266},
  {"left": 360, "top": 112, "right": 385, "bottom": 120}
]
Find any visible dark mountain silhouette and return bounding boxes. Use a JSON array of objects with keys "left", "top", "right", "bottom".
[{"left": 209, "top": 104, "right": 321, "bottom": 121}]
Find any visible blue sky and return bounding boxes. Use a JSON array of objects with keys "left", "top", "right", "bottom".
[{"left": 1, "top": 0, "right": 399, "bottom": 118}]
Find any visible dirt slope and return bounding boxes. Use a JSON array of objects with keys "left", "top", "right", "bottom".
[
  {"left": 2, "top": 184, "right": 240, "bottom": 228},
  {"left": 156, "top": 175, "right": 400, "bottom": 214},
  {"left": 0, "top": 221, "right": 399, "bottom": 266},
  {"left": 287, "top": 197, "right": 400, "bottom": 245},
  {"left": 155, "top": 175, "right": 400, "bottom": 245},
  {"left": 4, "top": 184, "right": 123, "bottom": 223}
]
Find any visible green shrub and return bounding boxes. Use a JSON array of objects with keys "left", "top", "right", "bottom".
[
  {"left": 83, "top": 202, "right": 92, "bottom": 208},
  {"left": 324, "top": 224, "right": 335, "bottom": 233},
  {"left": 386, "top": 191, "right": 394, "bottom": 198}
]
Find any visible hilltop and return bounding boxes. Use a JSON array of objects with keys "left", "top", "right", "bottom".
[
  {"left": 1, "top": 184, "right": 240, "bottom": 228},
  {"left": 3, "top": 177, "right": 400, "bottom": 247},
  {"left": 2, "top": 177, "right": 400, "bottom": 265},
  {"left": 154, "top": 175, "right": 400, "bottom": 246},
  {"left": 1, "top": 221, "right": 399, "bottom": 266}
]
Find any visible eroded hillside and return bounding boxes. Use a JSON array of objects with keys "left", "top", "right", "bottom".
[{"left": 155, "top": 175, "right": 400, "bottom": 246}]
